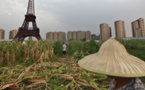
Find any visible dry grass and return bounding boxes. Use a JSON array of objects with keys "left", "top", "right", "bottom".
[{"left": 0, "top": 57, "right": 109, "bottom": 90}]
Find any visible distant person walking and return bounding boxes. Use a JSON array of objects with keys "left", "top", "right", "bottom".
[{"left": 60, "top": 42, "right": 67, "bottom": 57}]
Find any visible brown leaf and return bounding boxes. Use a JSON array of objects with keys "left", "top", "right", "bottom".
[
  {"left": 1, "top": 83, "right": 18, "bottom": 90},
  {"left": 16, "top": 65, "right": 32, "bottom": 81},
  {"left": 54, "top": 74, "right": 74, "bottom": 80},
  {"left": 25, "top": 80, "right": 46, "bottom": 89}
]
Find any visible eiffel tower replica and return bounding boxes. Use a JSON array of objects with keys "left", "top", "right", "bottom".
[{"left": 13, "top": 0, "right": 42, "bottom": 42}]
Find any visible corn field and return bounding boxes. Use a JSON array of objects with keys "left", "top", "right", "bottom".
[
  {"left": 0, "top": 40, "right": 54, "bottom": 67},
  {"left": 0, "top": 39, "right": 145, "bottom": 90},
  {"left": 0, "top": 40, "right": 109, "bottom": 90}
]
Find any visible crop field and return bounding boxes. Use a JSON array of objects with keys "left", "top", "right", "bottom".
[{"left": 0, "top": 39, "right": 145, "bottom": 90}]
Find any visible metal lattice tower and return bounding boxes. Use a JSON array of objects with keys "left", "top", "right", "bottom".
[
  {"left": 27, "top": 0, "right": 35, "bottom": 15},
  {"left": 13, "top": 0, "right": 42, "bottom": 42}
]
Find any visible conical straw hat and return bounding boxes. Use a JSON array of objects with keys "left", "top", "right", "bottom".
[{"left": 78, "top": 38, "right": 145, "bottom": 77}]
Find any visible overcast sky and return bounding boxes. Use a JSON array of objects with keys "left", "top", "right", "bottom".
[{"left": 0, "top": 0, "right": 145, "bottom": 39}]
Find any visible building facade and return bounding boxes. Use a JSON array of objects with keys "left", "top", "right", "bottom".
[
  {"left": 100, "top": 23, "right": 112, "bottom": 42},
  {"left": 131, "top": 18, "right": 145, "bottom": 37},
  {"left": 46, "top": 31, "right": 66, "bottom": 41},
  {"left": 114, "top": 20, "right": 126, "bottom": 38},
  {"left": 72, "top": 31, "right": 77, "bottom": 40},
  {"left": 53, "top": 32, "right": 58, "bottom": 41},
  {"left": 67, "top": 30, "right": 91, "bottom": 41},
  {"left": 0, "top": 28, "right": 5, "bottom": 40},
  {"left": 80, "top": 31, "right": 86, "bottom": 40},
  {"left": 9, "top": 30, "right": 18, "bottom": 39}
]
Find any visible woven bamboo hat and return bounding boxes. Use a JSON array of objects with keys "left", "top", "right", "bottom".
[{"left": 78, "top": 38, "right": 145, "bottom": 77}]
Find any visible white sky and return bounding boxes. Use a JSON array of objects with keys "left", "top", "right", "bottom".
[{"left": 0, "top": 0, "right": 145, "bottom": 39}]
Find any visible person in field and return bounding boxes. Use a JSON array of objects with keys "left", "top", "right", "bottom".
[
  {"left": 78, "top": 38, "right": 145, "bottom": 90},
  {"left": 60, "top": 42, "right": 67, "bottom": 57}
]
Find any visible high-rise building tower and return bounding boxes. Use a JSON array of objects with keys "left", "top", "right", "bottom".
[
  {"left": 114, "top": 20, "right": 126, "bottom": 38},
  {"left": 67, "top": 31, "right": 72, "bottom": 41},
  {"left": 46, "top": 32, "right": 53, "bottom": 41},
  {"left": 9, "top": 30, "right": 18, "bottom": 39},
  {"left": 131, "top": 18, "right": 145, "bottom": 37},
  {"left": 0, "top": 28, "right": 5, "bottom": 40},
  {"left": 85, "top": 31, "right": 91, "bottom": 40},
  {"left": 57, "top": 32, "right": 66, "bottom": 41},
  {"left": 76, "top": 30, "right": 81, "bottom": 40},
  {"left": 100, "top": 23, "right": 112, "bottom": 42}
]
